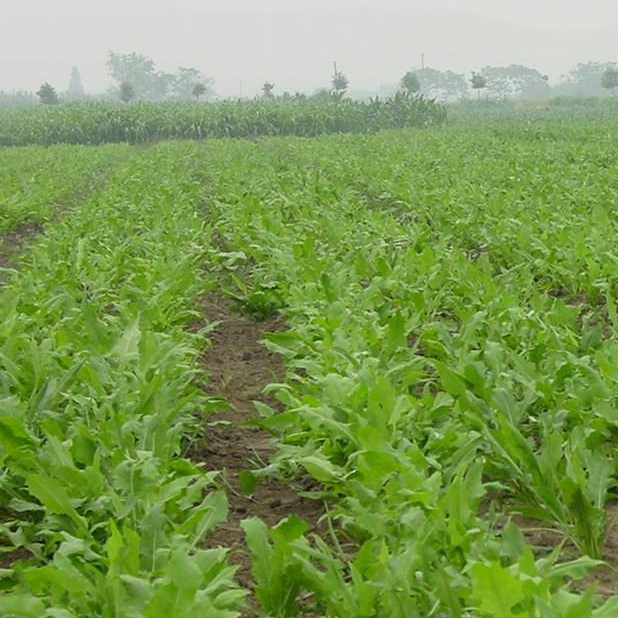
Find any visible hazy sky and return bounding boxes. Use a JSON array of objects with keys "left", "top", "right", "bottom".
[{"left": 1, "top": 0, "right": 615, "bottom": 96}]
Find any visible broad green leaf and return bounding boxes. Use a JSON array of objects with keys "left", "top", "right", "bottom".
[
  {"left": 24, "top": 474, "right": 87, "bottom": 532},
  {"left": 0, "top": 416, "right": 36, "bottom": 456},
  {"left": 299, "top": 455, "right": 343, "bottom": 482},
  {"left": 0, "top": 595, "right": 46, "bottom": 617},
  {"left": 470, "top": 561, "right": 525, "bottom": 618},
  {"left": 434, "top": 361, "right": 467, "bottom": 397}
]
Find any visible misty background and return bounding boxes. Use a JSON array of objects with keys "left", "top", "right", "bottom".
[{"left": 1, "top": 0, "right": 616, "bottom": 99}]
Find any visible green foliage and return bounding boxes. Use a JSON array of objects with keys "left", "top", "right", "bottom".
[
  {"left": 480, "top": 64, "right": 549, "bottom": 99},
  {"left": 0, "top": 113, "right": 615, "bottom": 616},
  {"left": 0, "top": 144, "right": 129, "bottom": 235},
  {"left": 107, "top": 51, "right": 169, "bottom": 101},
  {"left": 0, "top": 90, "right": 36, "bottom": 107},
  {"left": 400, "top": 71, "right": 420, "bottom": 94},
  {"left": 0, "top": 96, "right": 446, "bottom": 146},
  {"left": 261, "top": 82, "right": 275, "bottom": 99},
  {"left": 415, "top": 67, "right": 468, "bottom": 100},
  {"left": 331, "top": 66, "right": 349, "bottom": 95},
  {"left": 192, "top": 83, "right": 207, "bottom": 101},
  {"left": 173, "top": 67, "right": 212, "bottom": 102},
  {"left": 106, "top": 52, "right": 213, "bottom": 102},
  {"left": 601, "top": 67, "right": 617, "bottom": 92},
  {"left": 448, "top": 96, "right": 617, "bottom": 123},
  {"left": 0, "top": 144, "right": 246, "bottom": 616},
  {"left": 199, "top": 117, "right": 616, "bottom": 614},
  {"left": 35, "top": 83, "right": 59, "bottom": 106},
  {"left": 558, "top": 61, "right": 617, "bottom": 97},
  {"left": 470, "top": 71, "right": 487, "bottom": 97},
  {"left": 118, "top": 81, "right": 135, "bottom": 103},
  {"left": 242, "top": 517, "right": 308, "bottom": 617},
  {"left": 66, "top": 66, "right": 85, "bottom": 101}
]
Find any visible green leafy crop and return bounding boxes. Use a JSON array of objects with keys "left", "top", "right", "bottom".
[{"left": 0, "top": 109, "right": 615, "bottom": 616}]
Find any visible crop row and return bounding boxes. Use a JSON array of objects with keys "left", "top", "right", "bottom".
[
  {"left": 196, "top": 120, "right": 616, "bottom": 615},
  {"left": 0, "top": 94, "right": 446, "bottom": 147},
  {"left": 0, "top": 117, "right": 615, "bottom": 616},
  {"left": 0, "top": 146, "right": 245, "bottom": 617},
  {"left": 0, "top": 145, "right": 131, "bottom": 234}
]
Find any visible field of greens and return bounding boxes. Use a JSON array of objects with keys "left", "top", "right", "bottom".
[
  {"left": 0, "top": 95, "right": 445, "bottom": 147},
  {"left": 0, "top": 113, "right": 616, "bottom": 617}
]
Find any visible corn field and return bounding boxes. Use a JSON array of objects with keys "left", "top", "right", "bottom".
[{"left": 0, "top": 94, "right": 446, "bottom": 146}]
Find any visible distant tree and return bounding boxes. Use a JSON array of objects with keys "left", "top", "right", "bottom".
[
  {"left": 470, "top": 71, "right": 487, "bottom": 100},
  {"left": 261, "top": 81, "right": 275, "bottom": 99},
  {"left": 151, "top": 72, "right": 175, "bottom": 101},
  {"left": 601, "top": 67, "right": 617, "bottom": 95},
  {"left": 107, "top": 52, "right": 213, "bottom": 102},
  {"left": 107, "top": 51, "right": 154, "bottom": 98},
  {"left": 36, "top": 82, "right": 59, "bottom": 105},
  {"left": 0, "top": 90, "right": 36, "bottom": 107},
  {"left": 66, "top": 66, "right": 85, "bottom": 100},
  {"left": 480, "top": 65, "right": 548, "bottom": 99},
  {"left": 192, "top": 83, "right": 207, "bottom": 101},
  {"left": 311, "top": 88, "right": 333, "bottom": 102},
  {"left": 118, "top": 81, "right": 135, "bottom": 103},
  {"left": 557, "top": 61, "right": 617, "bottom": 97},
  {"left": 400, "top": 71, "right": 420, "bottom": 94},
  {"left": 415, "top": 67, "right": 467, "bottom": 100},
  {"left": 172, "top": 67, "right": 213, "bottom": 101},
  {"left": 331, "top": 63, "right": 348, "bottom": 97},
  {"left": 107, "top": 51, "right": 173, "bottom": 101}
]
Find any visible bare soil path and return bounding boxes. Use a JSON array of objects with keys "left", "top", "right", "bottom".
[{"left": 189, "top": 294, "right": 324, "bottom": 613}]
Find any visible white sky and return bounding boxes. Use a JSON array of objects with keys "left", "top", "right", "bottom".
[{"left": 1, "top": 0, "right": 615, "bottom": 96}]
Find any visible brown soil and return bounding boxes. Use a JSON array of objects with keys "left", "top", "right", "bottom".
[
  {"left": 0, "top": 547, "right": 31, "bottom": 569},
  {"left": 0, "top": 221, "right": 44, "bottom": 282},
  {"left": 189, "top": 294, "right": 324, "bottom": 615},
  {"left": 0, "top": 507, "right": 32, "bottom": 568}
]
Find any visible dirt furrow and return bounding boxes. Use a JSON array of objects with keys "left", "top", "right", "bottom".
[
  {"left": 0, "top": 162, "right": 128, "bottom": 285},
  {"left": 0, "top": 221, "right": 44, "bottom": 283},
  {"left": 189, "top": 294, "right": 323, "bottom": 611}
]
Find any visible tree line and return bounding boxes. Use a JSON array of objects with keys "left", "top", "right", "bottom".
[
  {"left": 31, "top": 53, "right": 213, "bottom": 106},
  {"left": 2, "top": 52, "right": 616, "bottom": 107},
  {"left": 398, "top": 63, "right": 616, "bottom": 101}
]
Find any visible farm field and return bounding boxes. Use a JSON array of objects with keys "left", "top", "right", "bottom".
[
  {"left": 0, "top": 114, "right": 616, "bottom": 617},
  {"left": 0, "top": 96, "right": 445, "bottom": 147},
  {"left": 0, "top": 144, "right": 133, "bottom": 277}
]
